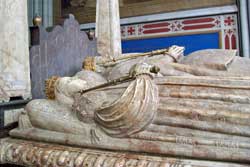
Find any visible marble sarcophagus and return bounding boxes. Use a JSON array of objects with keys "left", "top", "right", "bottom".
[{"left": 2, "top": 46, "right": 250, "bottom": 166}]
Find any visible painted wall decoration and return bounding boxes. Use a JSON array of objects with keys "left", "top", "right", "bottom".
[
  {"left": 122, "top": 32, "right": 220, "bottom": 55},
  {"left": 121, "top": 14, "right": 238, "bottom": 55},
  {"left": 56, "top": 0, "right": 236, "bottom": 25}
]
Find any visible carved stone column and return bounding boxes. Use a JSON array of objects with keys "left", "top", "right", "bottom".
[
  {"left": 96, "top": 0, "right": 122, "bottom": 59},
  {"left": 0, "top": 0, "right": 31, "bottom": 100},
  {"left": 239, "top": 0, "right": 250, "bottom": 57}
]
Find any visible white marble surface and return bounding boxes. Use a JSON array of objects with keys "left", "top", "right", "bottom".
[
  {"left": 0, "top": 0, "right": 31, "bottom": 100},
  {"left": 96, "top": 0, "right": 122, "bottom": 59},
  {"left": 4, "top": 108, "right": 24, "bottom": 126},
  {"left": 0, "top": 77, "right": 9, "bottom": 102}
]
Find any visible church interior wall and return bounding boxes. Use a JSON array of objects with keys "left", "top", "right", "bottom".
[
  {"left": 120, "top": 13, "right": 239, "bottom": 55},
  {"left": 55, "top": 0, "right": 236, "bottom": 24}
]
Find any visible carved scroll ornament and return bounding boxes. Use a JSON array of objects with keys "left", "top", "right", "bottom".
[{"left": 0, "top": 138, "right": 248, "bottom": 167}]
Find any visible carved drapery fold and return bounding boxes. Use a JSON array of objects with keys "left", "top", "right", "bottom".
[{"left": 95, "top": 75, "right": 159, "bottom": 137}]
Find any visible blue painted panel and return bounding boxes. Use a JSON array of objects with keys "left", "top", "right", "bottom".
[{"left": 122, "top": 32, "right": 220, "bottom": 55}]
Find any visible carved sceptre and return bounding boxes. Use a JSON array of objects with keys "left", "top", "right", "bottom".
[
  {"left": 98, "top": 48, "right": 171, "bottom": 67},
  {"left": 79, "top": 63, "right": 160, "bottom": 94},
  {"left": 83, "top": 46, "right": 184, "bottom": 72}
]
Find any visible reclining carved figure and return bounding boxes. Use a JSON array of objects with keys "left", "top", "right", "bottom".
[{"left": 11, "top": 46, "right": 250, "bottom": 162}]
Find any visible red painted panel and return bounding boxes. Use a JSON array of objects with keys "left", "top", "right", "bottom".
[
  {"left": 231, "top": 34, "right": 237, "bottom": 49},
  {"left": 182, "top": 24, "right": 215, "bottom": 30},
  {"left": 143, "top": 22, "right": 170, "bottom": 29},
  {"left": 143, "top": 28, "right": 170, "bottom": 34},
  {"left": 225, "top": 35, "right": 230, "bottom": 49},
  {"left": 182, "top": 18, "right": 215, "bottom": 24}
]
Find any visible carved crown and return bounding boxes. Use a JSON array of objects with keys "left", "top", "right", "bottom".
[
  {"left": 45, "top": 76, "right": 60, "bottom": 99},
  {"left": 83, "top": 57, "right": 96, "bottom": 71}
]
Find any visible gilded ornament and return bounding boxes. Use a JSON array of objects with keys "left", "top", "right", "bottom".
[
  {"left": 45, "top": 76, "right": 60, "bottom": 99},
  {"left": 83, "top": 57, "right": 96, "bottom": 71},
  {"left": 33, "top": 15, "right": 42, "bottom": 26}
]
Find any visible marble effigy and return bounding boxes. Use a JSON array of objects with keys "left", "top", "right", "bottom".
[
  {"left": 2, "top": 0, "right": 250, "bottom": 166},
  {"left": 5, "top": 47, "right": 250, "bottom": 165},
  {"left": 0, "top": 0, "right": 31, "bottom": 101},
  {"left": 2, "top": 18, "right": 250, "bottom": 167}
]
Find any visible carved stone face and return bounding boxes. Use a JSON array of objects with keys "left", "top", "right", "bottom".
[
  {"left": 55, "top": 77, "right": 87, "bottom": 97},
  {"left": 54, "top": 77, "right": 88, "bottom": 107}
]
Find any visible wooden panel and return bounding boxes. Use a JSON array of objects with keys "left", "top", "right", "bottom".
[
  {"left": 53, "top": 0, "right": 62, "bottom": 25},
  {"left": 30, "top": 15, "right": 98, "bottom": 99},
  {"left": 55, "top": 0, "right": 236, "bottom": 24}
]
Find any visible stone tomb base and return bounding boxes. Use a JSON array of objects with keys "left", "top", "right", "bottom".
[{"left": 0, "top": 138, "right": 248, "bottom": 167}]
